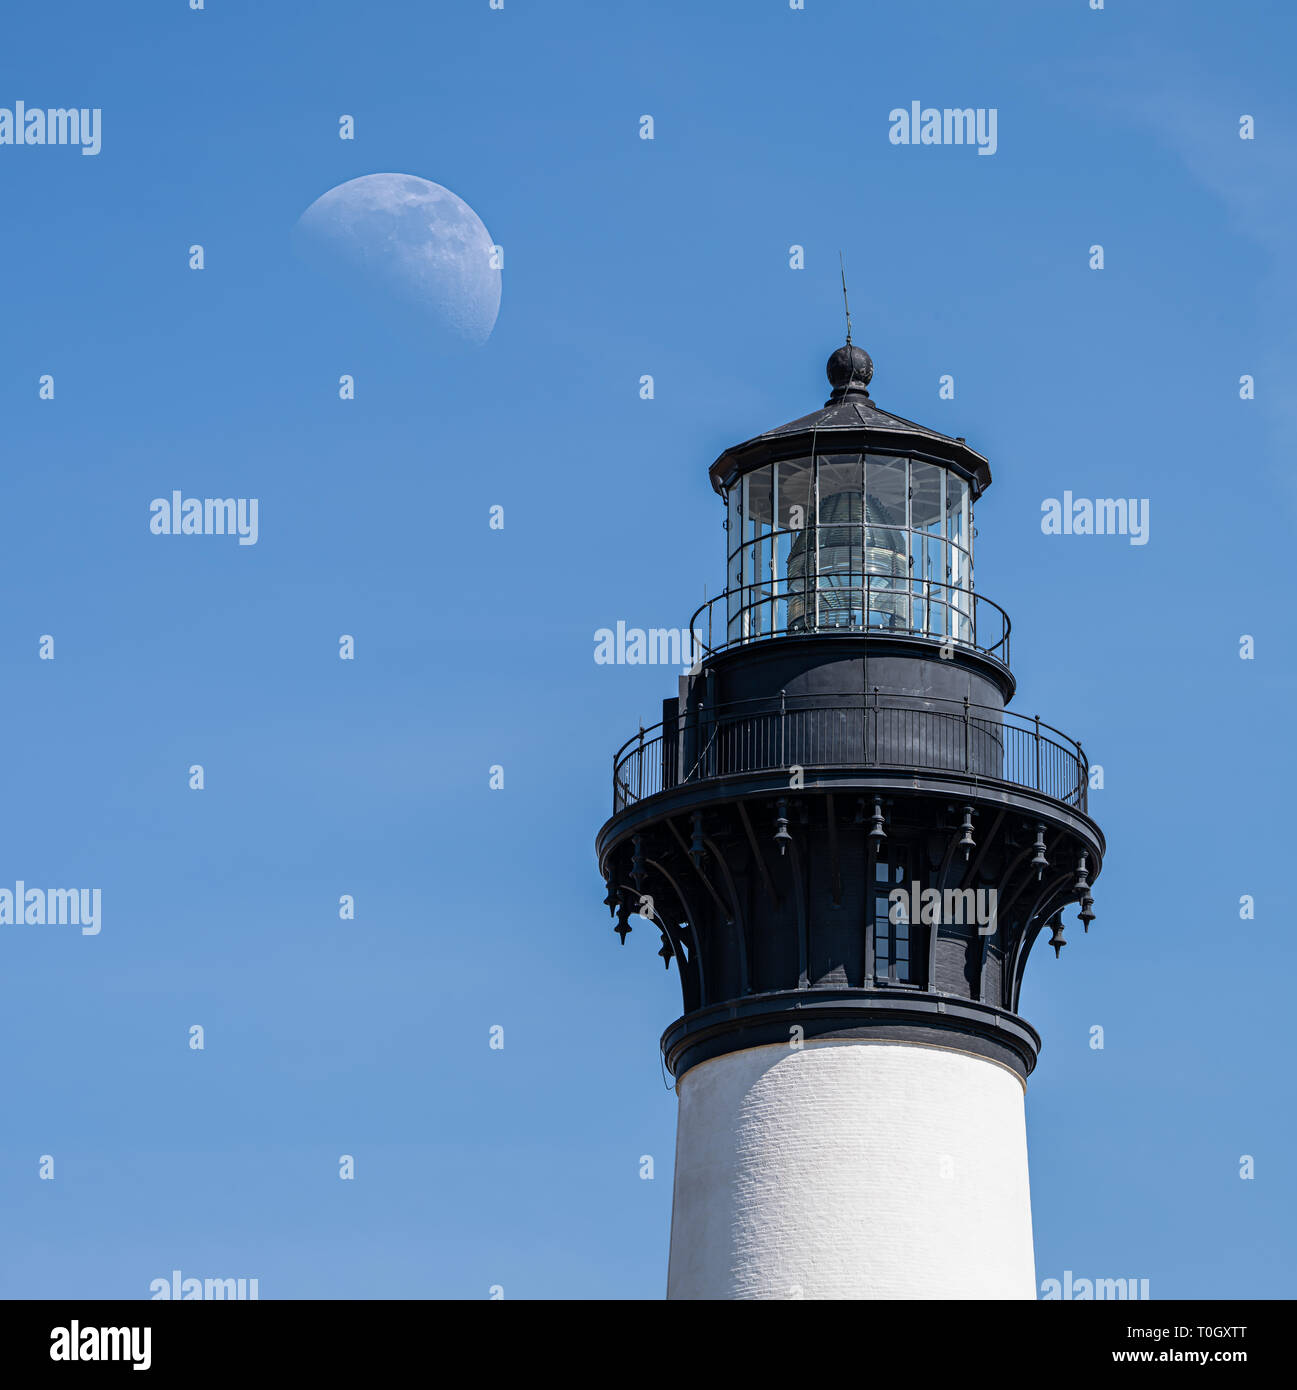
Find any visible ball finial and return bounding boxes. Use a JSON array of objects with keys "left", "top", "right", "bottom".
[{"left": 826, "top": 342, "right": 873, "bottom": 394}]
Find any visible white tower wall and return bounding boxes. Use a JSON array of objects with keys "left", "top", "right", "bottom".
[{"left": 666, "top": 1039, "right": 1036, "bottom": 1300}]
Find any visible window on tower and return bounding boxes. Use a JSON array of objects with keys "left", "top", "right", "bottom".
[{"left": 872, "top": 850, "right": 918, "bottom": 986}]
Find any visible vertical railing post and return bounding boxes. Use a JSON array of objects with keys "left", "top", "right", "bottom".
[
  {"left": 963, "top": 696, "right": 972, "bottom": 774},
  {"left": 780, "top": 688, "right": 787, "bottom": 770},
  {"left": 682, "top": 707, "right": 690, "bottom": 791},
  {"left": 1034, "top": 714, "right": 1042, "bottom": 791}
]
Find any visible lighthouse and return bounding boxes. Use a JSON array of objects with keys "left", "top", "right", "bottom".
[{"left": 596, "top": 341, "right": 1104, "bottom": 1300}]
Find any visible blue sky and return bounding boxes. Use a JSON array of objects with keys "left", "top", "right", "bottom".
[{"left": 0, "top": 0, "right": 1293, "bottom": 1299}]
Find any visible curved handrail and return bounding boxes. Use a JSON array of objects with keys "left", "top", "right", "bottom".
[
  {"left": 687, "top": 576, "right": 1011, "bottom": 664},
  {"left": 611, "top": 693, "right": 1088, "bottom": 815}
]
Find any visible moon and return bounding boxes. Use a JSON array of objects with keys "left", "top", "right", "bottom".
[{"left": 294, "top": 173, "right": 500, "bottom": 347}]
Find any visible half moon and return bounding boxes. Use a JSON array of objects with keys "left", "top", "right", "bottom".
[{"left": 295, "top": 173, "right": 501, "bottom": 347}]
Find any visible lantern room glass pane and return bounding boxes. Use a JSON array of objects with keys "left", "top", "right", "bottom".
[
  {"left": 726, "top": 486, "right": 742, "bottom": 642},
  {"left": 776, "top": 457, "right": 813, "bottom": 534},
  {"left": 784, "top": 455, "right": 822, "bottom": 631},
  {"left": 813, "top": 454, "right": 864, "bottom": 629},
  {"left": 911, "top": 461, "right": 943, "bottom": 531},
  {"left": 775, "top": 458, "right": 813, "bottom": 635},
  {"left": 743, "top": 465, "right": 775, "bottom": 530},
  {"left": 947, "top": 475, "right": 969, "bottom": 551},
  {"left": 864, "top": 455, "right": 911, "bottom": 631},
  {"left": 911, "top": 461, "right": 945, "bottom": 638},
  {"left": 743, "top": 466, "right": 774, "bottom": 635},
  {"left": 946, "top": 475, "right": 971, "bottom": 641}
]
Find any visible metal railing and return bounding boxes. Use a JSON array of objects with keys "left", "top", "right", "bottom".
[
  {"left": 689, "top": 577, "right": 1011, "bottom": 665},
  {"left": 612, "top": 693, "right": 1087, "bottom": 814}
]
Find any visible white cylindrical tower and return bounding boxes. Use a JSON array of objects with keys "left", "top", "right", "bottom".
[{"left": 666, "top": 1040, "right": 1035, "bottom": 1300}]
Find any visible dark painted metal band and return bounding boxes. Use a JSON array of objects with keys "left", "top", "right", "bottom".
[
  {"left": 598, "top": 770, "right": 1104, "bottom": 868},
  {"left": 661, "top": 989, "right": 1042, "bottom": 1082}
]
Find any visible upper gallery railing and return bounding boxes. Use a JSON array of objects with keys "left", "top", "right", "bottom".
[
  {"left": 612, "top": 693, "right": 1088, "bottom": 815},
  {"left": 689, "top": 576, "right": 1011, "bottom": 666}
]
